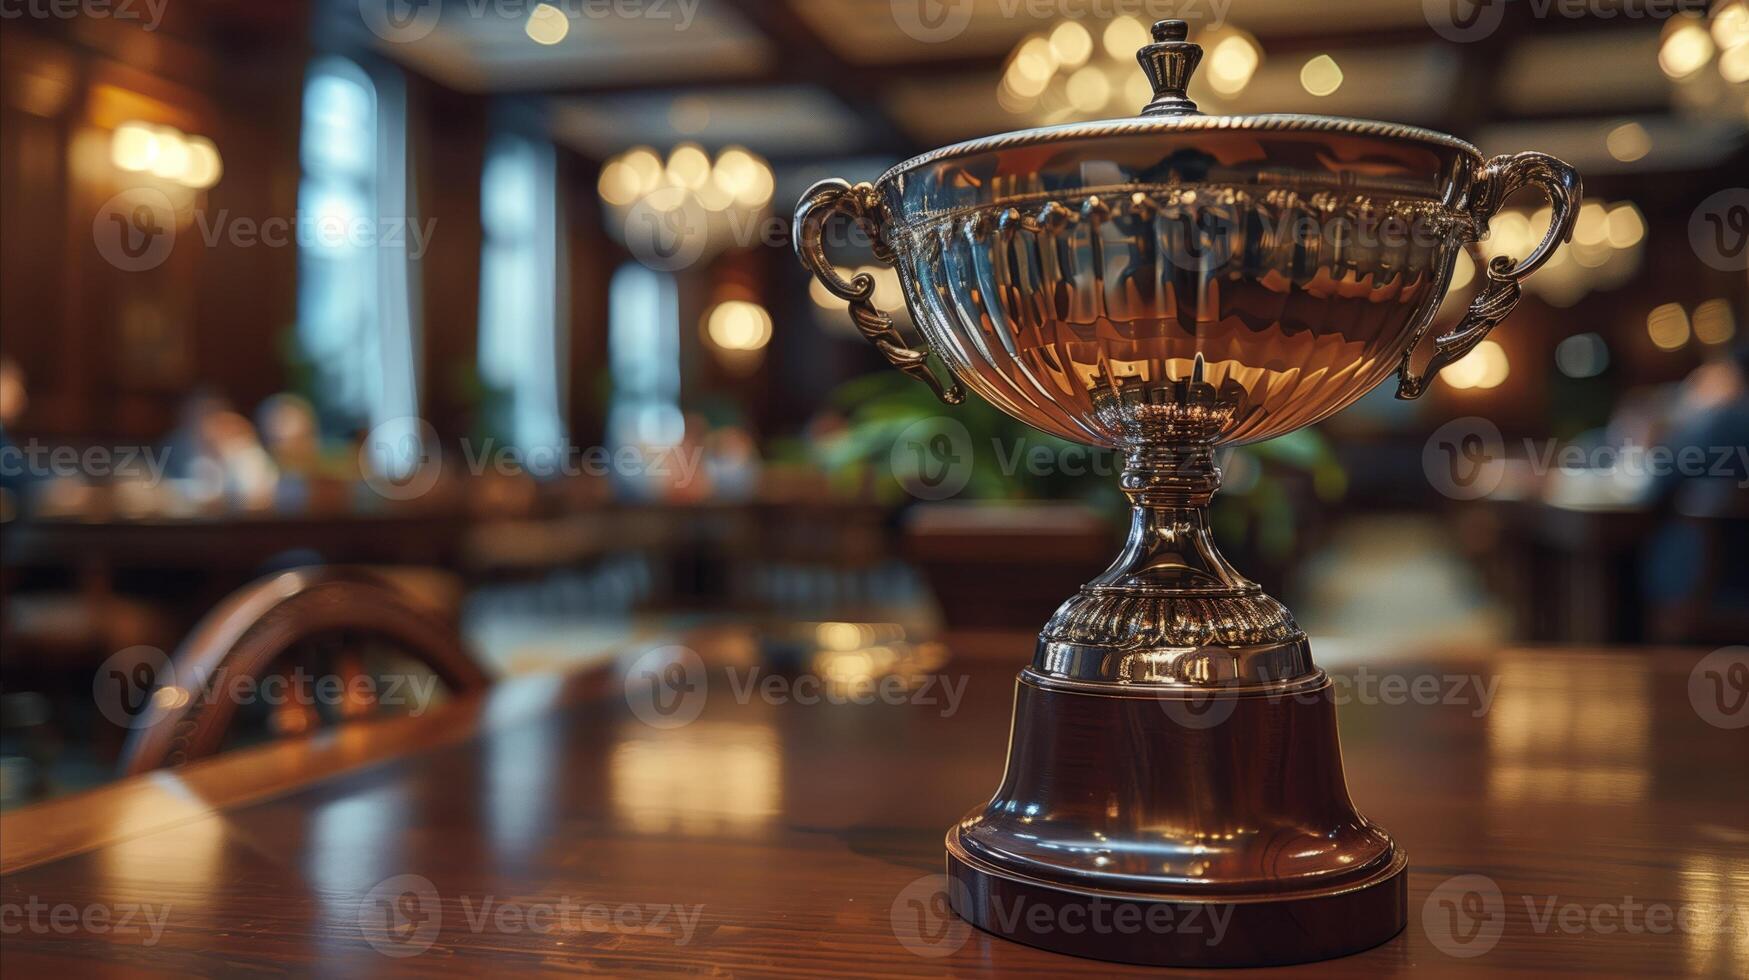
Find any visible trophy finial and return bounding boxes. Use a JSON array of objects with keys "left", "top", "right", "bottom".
[
  {"left": 1138, "top": 19, "right": 1202, "bottom": 116},
  {"left": 1152, "top": 19, "right": 1189, "bottom": 42}
]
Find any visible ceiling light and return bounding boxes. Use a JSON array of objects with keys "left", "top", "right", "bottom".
[
  {"left": 1646, "top": 303, "right": 1691, "bottom": 350},
  {"left": 1605, "top": 203, "right": 1645, "bottom": 248},
  {"left": 181, "top": 136, "right": 223, "bottom": 189},
  {"left": 1300, "top": 55, "right": 1343, "bottom": 97},
  {"left": 1605, "top": 122, "right": 1651, "bottom": 163},
  {"left": 1443, "top": 339, "right": 1509, "bottom": 390},
  {"left": 1659, "top": 21, "right": 1714, "bottom": 79},
  {"left": 1720, "top": 41, "right": 1749, "bottom": 83},
  {"left": 148, "top": 128, "right": 190, "bottom": 181},
  {"left": 1103, "top": 17, "right": 1149, "bottom": 61},
  {"left": 110, "top": 121, "right": 159, "bottom": 172},
  {"left": 1065, "top": 66, "right": 1111, "bottom": 113},
  {"left": 1207, "top": 35, "right": 1261, "bottom": 96},
  {"left": 1692, "top": 299, "right": 1736, "bottom": 345},
  {"left": 1049, "top": 22, "right": 1093, "bottom": 69},
  {"left": 665, "top": 143, "right": 710, "bottom": 190},
  {"left": 704, "top": 300, "right": 772, "bottom": 352},
  {"left": 525, "top": 4, "right": 569, "bottom": 46}
]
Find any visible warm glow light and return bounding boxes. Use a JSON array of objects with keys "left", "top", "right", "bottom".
[
  {"left": 110, "top": 121, "right": 159, "bottom": 172},
  {"left": 1103, "top": 16, "right": 1150, "bottom": 60},
  {"left": 856, "top": 265, "right": 904, "bottom": 310},
  {"left": 1449, "top": 249, "right": 1475, "bottom": 290},
  {"left": 1482, "top": 210, "right": 1533, "bottom": 261},
  {"left": 1065, "top": 66, "right": 1112, "bottom": 112},
  {"left": 1124, "top": 69, "right": 1153, "bottom": 108},
  {"left": 809, "top": 267, "right": 852, "bottom": 309},
  {"left": 1606, "top": 122, "right": 1652, "bottom": 163},
  {"left": 1659, "top": 21, "right": 1715, "bottom": 79},
  {"left": 704, "top": 300, "right": 772, "bottom": 351},
  {"left": 1712, "top": 2, "right": 1749, "bottom": 49},
  {"left": 620, "top": 147, "right": 663, "bottom": 191},
  {"left": 598, "top": 160, "right": 643, "bottom": 207},
  {"left": 148, "top": 128, "right": 190, "bottom": 181},
  {"left": 1003, "top": 58, "right": 1051, "bottom": 100},
  {"left": 1720, "top": 41, "right": 1749, "bottom": 83},
  {"left": 1015, "top": 36, "right": 1057, "bottom": 81},
  {"left": 1207, "top": 35, "right": 1261, "bottom": 96},
  {"left": 1049, "top": 21, "right": 1093, "bottom": 68},
  {"left": 665, "top": 142, "right": 711, "bottom": 190},
  {"left": 181, "top": 136, "right": 222, "bottom": 189},
  {"left": 1442, "top": 339, "right": 1510, "bottom": 390},
  {"left": 1300, "top": 55, "right": 1343, "bottom": 97},
  {"left": 1647, "top": 303, "right": 1691, "bottom": 350},
  {"left": 711, "top": 147, "right": 755, "bottom": 195},
  {"left": 1692, "top": 298, "right": 1737, "bottom": 345},
  {"left": 1605, "top": 202, "right": 1645, "bottom": 248},
  {"left": 1573, "top": 202, "right": 1609, "bottom": 247},
  {"left": 525, "top": 3, "right": 570, "bottom": 45}
]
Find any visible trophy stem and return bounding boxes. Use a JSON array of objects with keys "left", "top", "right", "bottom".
[
  {"left": 1091, "top": 443, "right": 1252, "bottom": 595},
  {"left": 1033, "top": 439, "right": 1313, "bottom": 686}
]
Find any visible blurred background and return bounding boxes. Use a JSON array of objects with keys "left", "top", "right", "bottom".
[{"left": 1, "top": 0, "right": 1745, "bottom": 805}]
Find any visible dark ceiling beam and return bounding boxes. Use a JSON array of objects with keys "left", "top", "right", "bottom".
[{"left": 497, "top": 51, "right": 1008, "bottom": 99}]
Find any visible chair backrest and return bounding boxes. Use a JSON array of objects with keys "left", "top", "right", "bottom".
[{"left": 119, "top": 566, "right": 490, "bottom": 774}]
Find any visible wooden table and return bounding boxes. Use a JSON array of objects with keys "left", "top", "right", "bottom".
[{"left": 3, "top": 637, "right": 1745, "bottom": 976}]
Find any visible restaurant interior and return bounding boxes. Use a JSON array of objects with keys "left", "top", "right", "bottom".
[{"left": 0, "top": 0, "right": 1746, "bottom": 974}]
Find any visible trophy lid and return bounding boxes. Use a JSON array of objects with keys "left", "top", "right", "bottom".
[{"left": 877, "top": 20, "right": 1482, "bottom": 190}]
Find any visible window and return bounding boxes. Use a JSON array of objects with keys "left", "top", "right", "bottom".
[
  {"left": 477, "top": 133, "right": 565, "bottom": 454},
  {"left": 607, "top": 262, "right": 682, "bottom": 452},
  {"left": 295, "top": 56, "right": 420, "bottom": 446}
]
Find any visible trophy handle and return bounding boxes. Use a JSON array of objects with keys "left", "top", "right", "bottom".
[
  {"left": 794, "top": 179, "right": 964, "bottom": 405},
  {"left": 1396, "top": 151, "right": 1582, "bottom": 399}
]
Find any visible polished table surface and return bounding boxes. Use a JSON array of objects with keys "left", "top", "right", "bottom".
[{"left": 3, "top": 635, "right": 1745, "bottom": 977}]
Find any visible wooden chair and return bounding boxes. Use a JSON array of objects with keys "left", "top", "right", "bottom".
[{"left": 119, "top": 566, "right": 490, "bottom": 774}]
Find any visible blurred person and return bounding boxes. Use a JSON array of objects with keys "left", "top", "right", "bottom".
[
  {"left": 257, "top": 393, "right": 323, "bottom": 512},
  {"left": 257, "top": 393, "right": 322, "bottom": 475},
  {"left": 1639, "top": 343, "right": 1749, "bottom": 638},
  {"left": 1647, "top": 343, "right": 1749, "bottom": 498},
  {"left": 162, "top": 389, "right": 279, "bottom": 511},
  {"left": 0, "top": 358, "right": 32, "bottom": 517}
]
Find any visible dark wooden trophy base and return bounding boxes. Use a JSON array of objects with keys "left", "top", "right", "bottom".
[{"left": 945, "top": 668, "right": 1408, "bottom": 968}]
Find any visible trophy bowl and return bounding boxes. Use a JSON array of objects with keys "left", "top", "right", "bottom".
[{"left": 796, "top": 21, "right": 1579, "bottom": 968}]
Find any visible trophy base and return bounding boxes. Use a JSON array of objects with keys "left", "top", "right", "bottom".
[{"left": 945, "top": 667, "right": 1407, "bottom": 967}]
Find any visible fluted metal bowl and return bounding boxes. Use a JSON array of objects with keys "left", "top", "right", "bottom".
[{"left": 797, "top": 24, "right": 1579, "bottom": 449}]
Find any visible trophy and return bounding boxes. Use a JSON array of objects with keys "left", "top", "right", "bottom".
[{"left": 796, "top": 21, "right": 1578, "bottom": 967}]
